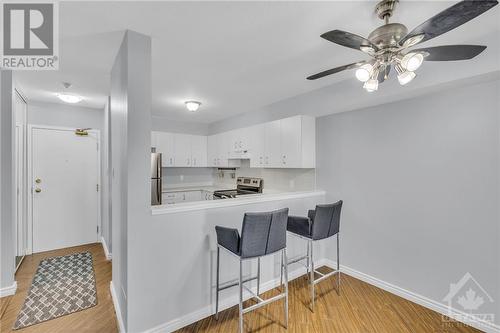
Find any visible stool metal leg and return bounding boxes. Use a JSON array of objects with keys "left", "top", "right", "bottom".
[
  {"left": 215, "top": 246, "right": 220, "bottom": 320},
  {"left": 279, "top": 251, "right": 283, "bottom": 289},
  {"left": 306, "top": 240, "right": 310, "bottom": 278},
  {"left": 283, "top": 248, "right": 289, "bottom": 329},
  {"left": 337, "top": 232, "right": 340, "bottom": 296},
  {"left": 239, "top": 259, "right": 243, "bottom": 333},
  {"left": 256, "top": 257, "right": 261, "bottom": 296},
  {"left": 309, "top": 240, "right": 315, "bottom": 312}
]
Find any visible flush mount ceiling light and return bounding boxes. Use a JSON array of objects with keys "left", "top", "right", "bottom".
[
  {"left": 306, "top": 0, "right": 496, "bottom": 91},
  {"left": 56, "top": 93, "right": 83, "bottom": 104},
  {"left": 56, "top": 82, "right": 83, "bottom": 104},
  {"left": 185, "top": 101, "right": 201, "bottom": 112}
]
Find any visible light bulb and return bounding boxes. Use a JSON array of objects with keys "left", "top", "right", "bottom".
[
  {"left": 185, "top": 101, "right": 201, "bottom": 112},
  {"left": 363, "top": 79, "right": 378, "bottom": 92},
  {"left": 397, "top": 71, "right": 416, "bottom": 85},
  {"left": 355, "top": 64, "right": 373, "bottom": 82},
  {"left": 56, "top": 93, "right": 83, "bottom": 104},
  {"left": 402, "top": 53, "right": 423, "bottom": 71}
]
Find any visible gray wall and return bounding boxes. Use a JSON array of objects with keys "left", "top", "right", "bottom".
[
  {"left": 0, "top": 70, "right": 15, "bottom": 291},
  {"left": 316, "top": 77, "right": 500, "bottom": 324},
  {"left": 110, "top": 30, "right": 152, "bottom": 331}
]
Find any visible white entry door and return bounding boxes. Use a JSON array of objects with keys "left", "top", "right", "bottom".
[{"left": 31, "top": 127, "right": 99, "bottom": 253}]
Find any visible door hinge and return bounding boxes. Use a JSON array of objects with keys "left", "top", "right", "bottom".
[
  {"left": 97, "top": 226, "right": 99, "bottom": 234},
  {"left": 96, "top": 184, "right": 99, "bottom": 192}
]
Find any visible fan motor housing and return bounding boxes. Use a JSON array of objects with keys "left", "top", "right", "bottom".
[{"left": 368, "top": 23, "right": 408, "bottom": 49}]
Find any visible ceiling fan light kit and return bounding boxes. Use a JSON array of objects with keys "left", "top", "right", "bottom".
[{"left": 307, "top": 0, "right": 498, "bottom": 92}]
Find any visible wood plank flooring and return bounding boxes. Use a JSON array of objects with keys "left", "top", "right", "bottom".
[
  {"left": 1, "top": 245, "right": 481, "bottom": 333},
  {"left": 0, "top": 243, "right": 118, "bottom": 333},
  {"left": 176, "top": 267, "right": 480, "bottom": 333}
]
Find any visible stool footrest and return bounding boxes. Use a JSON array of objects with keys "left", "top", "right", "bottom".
[
  {"left": 218, "top": 275, "right": 258, "bottom": 292},
  {"left": 313, "top": 269, "right": 339, "bottom": 285},
  {"left": 242, "top": 292, "right": 286, "bottom": 314}
]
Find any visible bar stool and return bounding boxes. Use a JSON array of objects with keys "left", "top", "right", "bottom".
[
  {"left": 285, "top": 200, "right": 343, "bottom": 312},
  {"left": 215, "top": 208, "right": 289, "bottom": 333}
]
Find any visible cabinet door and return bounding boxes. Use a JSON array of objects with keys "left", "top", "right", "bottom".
[
  {"left": 207, "top": 135, "right": 218, "bottom": 167},
  {"left": 280, "top": 116, "right": 302, "bottom": 168},
  {"left": 264, "top": 120, "right": 281, "bottom": 167},
  {"left": 156, "top": 132, "right": 175, "bottom": 167},
  {"left": 191, "top": 135, "right": 207, "bottom": 167},
  {"left": 174, "top": 134, "right": 192, "bottom": 167},
  {"left": 249, "top": 124, "right": 265, "bottom": 167},
  {"left": 217, "top": 132, "right": 230, "bottom": 167},
  {"left": 184, "top": 190, "right": 202, "bottom": 202}
]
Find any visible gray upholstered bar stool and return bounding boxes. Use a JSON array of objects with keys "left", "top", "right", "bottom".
[
  {"left": 215, "top": 208, "right": 289, "bottom": 333},
  {"left": 285, "top": 200, "right": 343, "bottom": 312}
]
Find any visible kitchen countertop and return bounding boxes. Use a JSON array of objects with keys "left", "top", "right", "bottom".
[{"left": 151, "top": 190, "right": 326, "bottom": 215}]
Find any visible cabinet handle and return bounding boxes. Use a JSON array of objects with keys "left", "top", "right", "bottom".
[
  {"left": 183, "top": 194, "right": 186, "bottom": 200},
  {"left": 194, "top": 158, "right": 196, "bottom": 166},
  {"left": 187, "top": 158, "right": 190, "bottom": 165},
  {"left": 170, "top": 157, "right": 173, "bottom": 165}
]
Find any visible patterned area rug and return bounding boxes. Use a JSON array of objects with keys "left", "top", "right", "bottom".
[{"left": 13, "top": 251, "right": 97, "bottom": 329}]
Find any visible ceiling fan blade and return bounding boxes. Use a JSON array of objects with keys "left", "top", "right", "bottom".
[
  {"left": 307, "top": 61, "right": 366, "bottom": 80},
  {"left": 414, "top": 45, "right": 487, "bottom": 61},
  {"left": 377, "top": 64, "right": 391, "bottom": 83},
  {"left": 399, "top": 0, "right": 499, "bottom": 46},
  {"left": 321, "top": 30, "right": 378, "bottom": 53}
]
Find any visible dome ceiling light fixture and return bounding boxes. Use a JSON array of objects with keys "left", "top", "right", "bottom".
[
  {"left": 185, "top": 100, "right": 202, "bottom": 112},
  {"left": 56, "top": 82, "right": 83, "bottom": 103},
  {"left": 306, "top": 0, "right": 497, "bottom": 92}
]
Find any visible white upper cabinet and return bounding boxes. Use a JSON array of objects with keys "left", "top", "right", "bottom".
[
  {"left": 174, "top": 134, "right": 192, "bottom": 167},
  {"left": 191, "top": 135, "right": 207, "bottom": 167},
  {"left": 152, "top": 131, "right": 175, "bottom": 167},
  {"left": 264, "top": 120, "right": 281, "bottom": 167},
  {"left": 152, "top": 132, "right": 208, "bottom": 168},
  {"left": 153, "top": 115, "right": 315, "bottom": 169}
]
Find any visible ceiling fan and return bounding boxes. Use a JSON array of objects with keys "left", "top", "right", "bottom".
[{"left": 306, "top": 0, "right": 498, "bottom": 92}]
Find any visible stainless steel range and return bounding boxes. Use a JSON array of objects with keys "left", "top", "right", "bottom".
[{"left": 213, "top": 177, "right": 263, "bottom": 199}]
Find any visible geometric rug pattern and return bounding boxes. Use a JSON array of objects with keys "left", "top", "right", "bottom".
[{"left": 13, "top": 251, "right": 97, "bottom": 329}]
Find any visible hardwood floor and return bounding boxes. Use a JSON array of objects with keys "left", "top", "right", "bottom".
[
  {"left": 177, "top": 267, "right": 480, "bottom": 333},
  {"left": 0, "top": 243, "right": 118, "bottom": 333}
]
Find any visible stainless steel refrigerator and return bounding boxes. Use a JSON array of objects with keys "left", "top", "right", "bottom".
[{"left": 151, "top": 152, "right": 162, "bottom": 205}]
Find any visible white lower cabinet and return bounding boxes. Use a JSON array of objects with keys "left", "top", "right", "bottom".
[{"left": 162, "top": 190, "right": 212, "bottom": 204}]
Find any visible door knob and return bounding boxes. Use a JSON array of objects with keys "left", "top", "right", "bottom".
[{"left": 35, "top": 188, "right": 42, "bottom": 193}]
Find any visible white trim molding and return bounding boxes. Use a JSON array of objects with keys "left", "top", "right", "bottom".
[
  {"left": 110, "top": 281, "right": 125, "bottom": 333},
  {"left": 140, "top": 258, "right": 499, "bottom": 333},
  {"left": 101, "top": 237, "right": 112, "bottom": 261},
  {"left": 323, "top": 259, "right": 500, "bottom": 333},
  {"left": 0, "top": 281, "right": 17, "bottom": 298}
]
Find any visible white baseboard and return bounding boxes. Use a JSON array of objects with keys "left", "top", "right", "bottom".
[
  {"left": 110, "top": 281, "right": 126, "bottom": 333},
  {"left": 101, "top": 237, "right": 112, "bottom": 261},
  {"left": 323, "top": 259, "right": 500, "bottom": 333},
  {"left": 0, "top": 281, "right": 17, "bottom": 298},
  {"left": 143, "top": 262, "right": 311, "bottom": 333}
]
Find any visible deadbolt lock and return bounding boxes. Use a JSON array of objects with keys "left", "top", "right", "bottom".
[
  {"left": 35, "top": 178, "right": 41, "bottom": 184},
  {"left": 35, "top": 188, "right": 42, "bottom": 193}
]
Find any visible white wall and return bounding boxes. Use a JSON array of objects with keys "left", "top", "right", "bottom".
[
  {"left": 316, "top": 77, "right": 500, "bottom": 325},
  {"left": 27, "top": 101, "right": 103, "bottom": 130},
  {"left": 110, "top": 30, "right": 152, "bottom": 332},
  {"left": 152, "top": 116, "right": 209, "bottom": 135},
  {"left": 0, "top": 70, "right": 16, "bottom": 292}
]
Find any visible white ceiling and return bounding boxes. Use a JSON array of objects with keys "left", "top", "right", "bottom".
[{"left": 15, "top": 1, "right": 500, "bottom": 124}]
